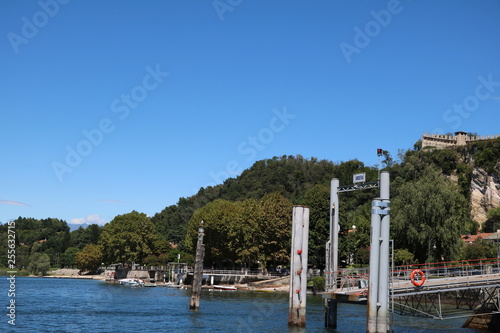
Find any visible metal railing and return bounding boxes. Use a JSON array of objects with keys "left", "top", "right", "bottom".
[{"left": 328, "top": 258, "right": 500, "bottom": 293}]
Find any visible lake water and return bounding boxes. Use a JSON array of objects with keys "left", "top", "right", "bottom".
[{"left": 1, "top": 277, "right": 483, "bottom": 332}]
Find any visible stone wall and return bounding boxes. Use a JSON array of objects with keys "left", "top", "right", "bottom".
[{"left": 422, "top": 132, "right": 500, "bottom": 149}]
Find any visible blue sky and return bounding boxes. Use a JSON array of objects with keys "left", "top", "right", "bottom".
[{"left": 1, "top": 0, "right": 499, "bottom": 225}]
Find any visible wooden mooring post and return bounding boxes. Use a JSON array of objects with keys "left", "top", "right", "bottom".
[
  {"left": 189, "top": 221, "right": 205, "bottom": 310},
  {"left": 289, "top": 206, "right": 310, "bottom": 327}
]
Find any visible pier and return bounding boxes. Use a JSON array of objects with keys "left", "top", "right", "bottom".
[{"left": 323, "top": 258, "right": 500, "bottom": 330}]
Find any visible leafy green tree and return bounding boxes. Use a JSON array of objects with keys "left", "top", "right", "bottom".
[
  {"left": 186, "top": 199, "right": 242, "bottom": 266},
  {"left": 394, "top": 249, "right": 417, "bottom": 266},
  {"left": 28, "top": 253, "right": 51, "bottom": 276},
  {"left": 60, "top": 247, "right": 80, "bottom": 268},
  {"left": 70, "top": 224, "right": 103, "bottom": 249},
  {"left": 232, "top": 198, "right": 262, "bottom": 267},
  {"left": 461, "top": 238, "right": 497, "bottom": 260},
  {"left": 340, "top": 202, "right": 372, "bottom": 267},
  {"left": 483, "top": 207, "right": 500, "bottom": 233},
  {"left": 76, "top": 244, "right": 103, "bottom": 273},
  {"left": 392, "top": 166, "right": 473, "bottom": 263},
  {"left": 301, "top": 184, "right": 330, "bottom": 269},
  {"left": 186, "top": 193, "right": 292, "bottom": 269},
  {"left": 99, "top": 211, "right": 157, "bottom": 265},
  {"left": 151, "top": 205, "right": 188, "bottom": 244},
  {"left": 473, "top": 137, "right": 500, "bottom": 175},
  {"left": 259, "top": 192, "right": 293, "bottom": 267}
]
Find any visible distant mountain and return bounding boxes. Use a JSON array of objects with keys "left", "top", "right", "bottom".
[{"left": 68, "top": 223, "right": 90, "bottom": 231}]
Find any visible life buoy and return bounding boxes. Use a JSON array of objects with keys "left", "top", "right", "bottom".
[{"left": 410, "top": 269, "right": 425, "bottom": 287}]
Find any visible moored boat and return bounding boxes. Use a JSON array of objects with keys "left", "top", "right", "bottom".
[
  {"left": 213, "top": 285, "right": 237, "bottom": 291},
  {"left": 118, "top": 278, "right": 145, "bottom": 287}
]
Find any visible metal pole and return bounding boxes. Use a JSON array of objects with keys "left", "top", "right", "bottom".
[
  {"left": 367, "top": 171, "right": 390, "bottom": 333},
  {"left": 331, "top": 179, "right": 339, "bottom": 290},
  {"left": 366, "top": 199, "right": 381, "bottom": 332},
  {"left": 377, "top": 171, "right": 390, "bottom": 333},
  {"left": 189, "top": 221, "right": 205, "bottom": 310}
]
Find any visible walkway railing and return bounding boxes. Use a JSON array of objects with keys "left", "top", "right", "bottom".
[{"left": 329, "top": 258, "right": 500, "bottom": 293}]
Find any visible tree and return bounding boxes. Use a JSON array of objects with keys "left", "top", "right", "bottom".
[
  {"left": 60, "top": 247, "right": 80, "bottom": 268},
  {"left": 461, "top": 238, "right": 497, "bottom": 260},
  {"left": 28, "top": 253, "right": 51, "bottom": 276},
  {"left": 76, "top": 244, "right": 103, "bottom": 273},
  {"left": 99, "top": 211, "right": 157, "bottom": 265},
  {"left": 185, "top": 193, "right": 293, "bottom": 269},
  {"left": 70, "top": 224, "right": 103, "bottom": 249},
  {"left": 301, "top": 184, "right": 330, "bottom": 269},
  {"left": 186, "top": 199, "right": 242, "bottom": 267},
  {"left": 483, "top": 207, "right": 500, "bottom": 233},
  {"left": 259, "top": 192, "right": 293, "bottom": 267},
  {"left": 394, "top": 249, "right": 417, "bottom": 266},
  {"left": 392, "top": 166, "right": 473, "bottom": 263}
]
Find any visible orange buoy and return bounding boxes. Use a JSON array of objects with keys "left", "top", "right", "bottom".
[{"left": 410, "top": 269, "right": 425, "bottom": 287}]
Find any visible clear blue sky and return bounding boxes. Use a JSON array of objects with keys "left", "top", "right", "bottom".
[{"left": 1, "top": 1, "right": 499, "bottom": 225}]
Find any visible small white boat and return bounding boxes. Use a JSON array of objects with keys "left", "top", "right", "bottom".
[
  {"left": 213, "top": 285, "right": 237, "bottom": 291},
  {"left": 118, "top": 278, "right": 144, "bottom": 287}
]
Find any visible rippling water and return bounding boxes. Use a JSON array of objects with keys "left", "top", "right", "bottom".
[{"left": 0, "top": 277, "right": 483, "bottom": 332}]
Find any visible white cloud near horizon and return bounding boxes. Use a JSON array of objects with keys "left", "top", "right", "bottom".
[
  {"left": 70, "top": 214, "right": 106, "bottom": 225},
  {"left": 0, "top": 200, "right": 30, "bottom": 207}
]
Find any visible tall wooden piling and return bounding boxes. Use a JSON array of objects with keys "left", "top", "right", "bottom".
[
  {"left": 289, "top": 206, "right": 310, "bottom": 327},
  {"left": 189, "top": 221, "right": 205, "bottom": 310}
]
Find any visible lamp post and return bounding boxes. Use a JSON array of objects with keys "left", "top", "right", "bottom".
[{"left": 189, "top": 221, "right": 205, "bottom": 310}]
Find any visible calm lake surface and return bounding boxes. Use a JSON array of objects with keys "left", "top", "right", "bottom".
[{"left": 1, "top": 277, "right": 483, "bottom": 332}]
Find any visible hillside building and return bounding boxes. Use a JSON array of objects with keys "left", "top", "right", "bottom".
[{"left": 422, "top": 131, "right": 500, "bottom": 149}]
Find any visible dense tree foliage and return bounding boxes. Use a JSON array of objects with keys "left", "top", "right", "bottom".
[
  {"left": 392, "top": 166, "right": 475, "bottom": 262},
  {"left": 76, "top": 244, "right": 103, "bottom": 273},
  {"left": 471, "top": 137, "right": 500, "bottom": 175},
  {"left": 483, "top": 207, "right": 500, "bottom": 233},
  {"left": 299, "top": 184, "right": 330, "bottom": 268},
  {"left": 0, "top": 217, "right": 70, "bottom": 269},
  {"left": 60, "top": 247, "right": 80, "bottom": 268},
  {"left": 70, "top": 224, "right": 102, "bottom": 249},
  {"left": 1, "top": 136, "right": 498, "bottom": 272},
  {"left": 99, "top": 211, "right": 157, "bottom": 265},
  {"left": 461, "top": 238, "right": 497, "bottom": 260},
  {"left": 185, "top": 193, "right": 293, "bottom": 269},
  {"left": 27, "top": 253, "right": 51, "bottom": 276}
]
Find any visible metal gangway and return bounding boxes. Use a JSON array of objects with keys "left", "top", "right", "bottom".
[{"left": 328, "top": 258, "right": 500, "bottom": 320}]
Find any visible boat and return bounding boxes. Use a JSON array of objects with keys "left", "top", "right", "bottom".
[
  {"left": 118, "top": 278, "right": 145, "bottom": 287},
  {"left": 213, "top": 285, "right": 237, "bottom": 291},
  {"left": 144, "top": 282, "right": 157, "bottom": 287}
]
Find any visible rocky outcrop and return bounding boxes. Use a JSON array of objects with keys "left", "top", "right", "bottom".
[{"left": 470, "top": 165, "right": 500, "bottom": 224}]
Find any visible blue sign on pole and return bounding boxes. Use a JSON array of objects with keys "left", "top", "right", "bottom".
[{"left": 353, "top": 173, "right": 366, "bottom": 184}]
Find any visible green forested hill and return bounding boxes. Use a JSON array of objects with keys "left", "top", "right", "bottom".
[
  {"left": 2, "top": 138, "right": 499, "bottom": 272},
  {"left": 153, "top": 138, "right": 500, "bottom": 269}
]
